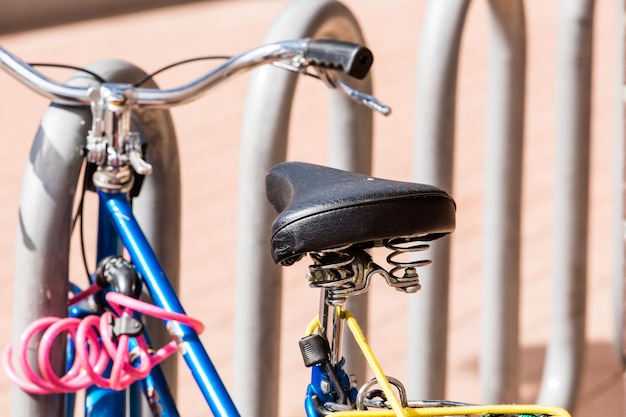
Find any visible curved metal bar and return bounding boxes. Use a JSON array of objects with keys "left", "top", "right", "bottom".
[
  {"left": 234, "top": 1, "right": 372, "bottom": 416},
  {"left": 0, "top": 40, "right": 309, "bottom": 108},
  {"left": 0, "top": 46, "right": 91, "bottom": 103},
  {"left": 409, "top": 0, "right": 471, "bottom": 400},
  {"left": 134, "top": 40, "right": 309, "bottom": 107},
  {"left": 11, "top": 61, "right": 180, "bottom": 417},
  {"left": 11, "top": 75, "right": 88, "bottom": 417},
  {"left": 614, "top": 0, "right": 625, "bottom": 374},
  {"left": 480, "top": 0, "right": 526, "bottom": 405},
  {"left": 538, "top": 0, "right": 595, "bottom": 410}
]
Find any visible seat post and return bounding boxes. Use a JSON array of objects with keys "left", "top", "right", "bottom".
[{"left": 318, "top": 289, "right": 346, "bottom": 366}]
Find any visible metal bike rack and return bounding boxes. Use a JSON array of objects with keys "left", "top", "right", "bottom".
[
  {"left": 615, "top": 0, "right": 625, "bottom": 383},
  {"left": 537, "top": 0, "right": 594, "bottom": 409},
  {"left": 410, "top": 0, "right": 593, "bottom": 412},
  {"left": 11, "top": 61, "right": 181, "bottom": 417},
  {"left": 481, "top": 0, "right": 526, "bottom": 405},
  {"left": 409, "top": 0, "right": 471, "bottom": 401},
  {"left": 616, "top": 0, "right": 626, "bottom": 399},
  {"left": 233, "top": 1, "right": 372, "bottom": 416}
]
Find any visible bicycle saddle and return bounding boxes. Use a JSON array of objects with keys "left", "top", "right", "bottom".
[{"left": 266, "top": 162, "right": 456, "bottom": 265}]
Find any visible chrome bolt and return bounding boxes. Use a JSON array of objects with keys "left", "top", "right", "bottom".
[{"left": 320, "top": 379, "right": 331, "bottom": 395}]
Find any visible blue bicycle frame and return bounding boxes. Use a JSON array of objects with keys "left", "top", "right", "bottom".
[
  {"left": 77, "top": 190, "right": 241, "bottom": 417},
  {"left": 75, "top": 190, "right": 349, "bottom": 417}
]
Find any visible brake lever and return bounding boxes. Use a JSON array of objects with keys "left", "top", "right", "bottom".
[
  {"left": 333, "top": 79, "right": 391, "bottom": 116},
  {"left": 314, "top": 68, "right": 391, "bottom": 116},
  {"left": 271, "top": 61, "right": 392, "bottom": 116},
  {"left": 272, "top": 59, "right": 306, "bottom": 74}
]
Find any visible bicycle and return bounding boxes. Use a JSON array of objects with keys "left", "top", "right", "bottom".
[{"left": 0, "top": 39, "right": 571, "bottom": 417}]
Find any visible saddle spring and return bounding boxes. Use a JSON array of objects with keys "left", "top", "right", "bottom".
[
  {"left": 308, "top": 246, "right": 355, "bottom": 287},
  {"left": 383, "top": 237, "right": 432, "bottom": 293},
  {"left": 306, "top": 237, "right": 432, "bottom": 304}
]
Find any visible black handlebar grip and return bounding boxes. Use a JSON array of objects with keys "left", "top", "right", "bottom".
[{"left": 304, "top": 39, "right": 373, "bottom": 80}]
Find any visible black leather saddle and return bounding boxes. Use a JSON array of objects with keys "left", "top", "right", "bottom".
[{"left": 266, "top": 162, "right": 456, "bottom": 265}]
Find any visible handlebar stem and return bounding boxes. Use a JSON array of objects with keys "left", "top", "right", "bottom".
[{"left": 86, "top": 84, "right": 151, "bottom": 191}]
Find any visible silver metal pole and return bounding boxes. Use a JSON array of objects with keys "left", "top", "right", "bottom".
[
  {"left": 481, "top": 0, "right": 526, "bottom": 405},
  {"left": 613, "top": 0, "right": 625, "bottom": 373},
  {"left": 538, "top": 0, "right": 595, "bottom": 410},
  {"left": 409, "top": 0, "right": 471, "bottom": 400},
  {"left": 11, "top": 61, "right": 180, "bottom": 417},
  {"left": 234, "top": 1, "right": 372, "bottom": 416},
  {"left": 11, "top": 88, "right": 87, "bottom": 417}
]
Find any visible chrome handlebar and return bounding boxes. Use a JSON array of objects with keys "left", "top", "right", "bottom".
[
  {"left": 0, "top": 38, "right": 389, "bottom": 192},
  {"left": 0, "top": 39, "right": 312, "bottom": 108},
  {"left": 0, "top": 46, "right": 91, "bottom": 104},
  {"left": 0, "top": 38, "right": 391, "bottom": 113}
]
